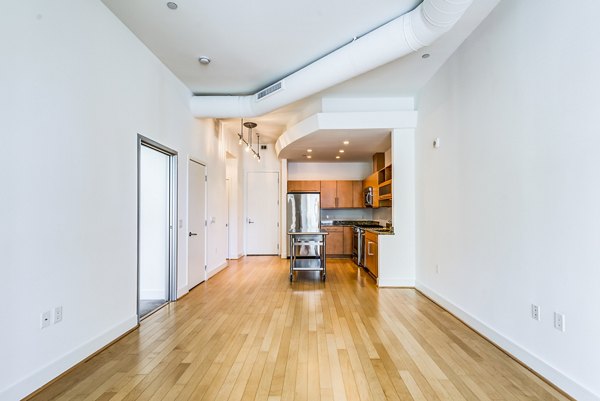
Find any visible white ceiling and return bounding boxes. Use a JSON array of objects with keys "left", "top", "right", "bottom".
[
  {"left": 101, "top": 0, "right": 422, "bottom": 95},
  {"left": 102, "top": 0, "right": 500, "bottom": 157}
]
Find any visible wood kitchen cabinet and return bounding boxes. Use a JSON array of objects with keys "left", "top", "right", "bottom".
[
  {"left": 320, "top": 181, "right": 337, "bottom": 208},
  {"left": 352, "top": 181, "right": 364, "bottom": 208},
  {"left": 364, "top": 231, "right": 379, "bottom": 278},
  {"left": 336, "top": 181, "right": 353, "bottom": 208},
  {"left": 287, "top": 180, "right": 320, "bottom": 192},
  {"left": 322, "top": 226, "right": 343, "bottom": 255},
  {"left": 322, "top": 226, "right": 354, "bottom": 257},
  {"left": 320, "top": 180, "right": 356, "bottom": 208},
  {"left": 342, "top": 226, "right": 353, "bottom": 255}
]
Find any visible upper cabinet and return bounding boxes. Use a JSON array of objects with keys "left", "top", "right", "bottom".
[
  {"left": 320, "top": 180, "right": 354, "bottom": 208},
  {"left": 288, "top": 180, "right": 364, "bottom": 208},
  {"left": 320, "top": 181, "right": 336, "bottom": 208},
  {"left": 352, "top": 181, "right": 363, "bottom": 208},
  {"left": 287, "top": 180, "right": 320, "bottom": 192},
  {"left": 362, "top": 163, "right": 392, "bottom": 208},
  {"left": 377, "top": 165, "right": 392, "bottom": 207}
]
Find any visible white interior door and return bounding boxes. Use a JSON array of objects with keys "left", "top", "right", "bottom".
[
  {"left": 247, "top": 172, "right": 279, "bottom": 255},
  {"left": 188, "top": 160, "right": 206, "bottom": 289}
]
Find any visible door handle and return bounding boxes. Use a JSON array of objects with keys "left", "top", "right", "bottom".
[{"left": 189, "top": 232, "right": 198, "bottom": 237}]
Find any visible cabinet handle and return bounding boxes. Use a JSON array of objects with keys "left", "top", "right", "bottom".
[{"left": 367, "top": 241, "right": 374, "bottom": 255}]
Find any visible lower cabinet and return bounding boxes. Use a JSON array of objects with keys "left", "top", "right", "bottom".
[
  {"left": 323, "top": 227, "right": 343, "bottom": 255},
  {"left": 323, "top": 226, "right": 354, "bottom": 257},
  {"left": 343, "top": 227, "right": 353, "bottom": 255},
  {"left": 364, "top": 231, "right": 379, "bottom": 278}
]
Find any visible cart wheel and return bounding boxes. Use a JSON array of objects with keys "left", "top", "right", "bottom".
[
  {"left": 289, "top": 274, "right": 293, "bottom": 282},
  {"left": 322, "top": 274, "right": 326, "bottom": 281}
]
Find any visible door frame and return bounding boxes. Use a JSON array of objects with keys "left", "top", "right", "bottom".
[
  {"left": 188, "top": 158, "right": 207, "bottom": 287},
  {"left": 137, "top": 135, "right": 178, "bottom": 322}
]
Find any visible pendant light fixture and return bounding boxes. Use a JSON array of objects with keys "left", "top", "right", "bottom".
[{"left": 237, "top": 119, "right": 261, "bottom": 162}]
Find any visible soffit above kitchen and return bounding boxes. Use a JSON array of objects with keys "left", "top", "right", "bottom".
[{"left": 281, "top": 129, "right": 391, "bottom": 163}]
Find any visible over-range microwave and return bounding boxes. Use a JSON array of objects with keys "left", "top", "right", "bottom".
[{"left": 364, "top": 186, "right": 374, "bottom": 207}]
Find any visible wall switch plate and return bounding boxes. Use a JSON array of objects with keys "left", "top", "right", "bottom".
[
  {"left": 54, "top": 306, "right": 63, "bottom": 323},
  {"left": 554, "top": 312, "right": 566, "bottom": 332},
  {"left": 41, "top": 311, "right": 51, "bottom": 328},
  {"left": 531, "top": 304, "right": 540, "bottom": 321}
]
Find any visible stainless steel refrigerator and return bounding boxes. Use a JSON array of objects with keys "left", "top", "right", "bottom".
[{"left": 286, "top": 192, "right": 321, "bottom": 257}]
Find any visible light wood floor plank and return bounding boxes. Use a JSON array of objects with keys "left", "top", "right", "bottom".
[{"left": 28, "top": 257, "right": 572, "bottom": 401}]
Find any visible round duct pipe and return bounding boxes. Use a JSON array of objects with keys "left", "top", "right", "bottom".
[{"left": 190, "top": 0, "right": 472, "bottom": 118}]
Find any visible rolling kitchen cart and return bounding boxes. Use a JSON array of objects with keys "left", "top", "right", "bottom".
[{"left": 287, "top": 231, "right": 328, "bottom": 282}]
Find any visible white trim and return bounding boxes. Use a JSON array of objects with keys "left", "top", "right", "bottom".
[
  {"left": 416, "top": 282, "right": 599, "bottom": 401},
  {"left": 177, "top": 285, "right": 189, "bottom": 299},
  {"left": 377, "top": 278, "right": 415, "bottom": 288},
  {"left": 207, "top": 261, "right": 229, "bottom": 280},
  {"left": 1, "top": 316, "right": 138, "bottom": 401}
]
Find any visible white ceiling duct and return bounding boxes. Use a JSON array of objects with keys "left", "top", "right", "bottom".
[{"left": 190, "top": 0, "right": 472, "bottom": 118}]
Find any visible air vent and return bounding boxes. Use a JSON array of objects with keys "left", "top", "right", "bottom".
[{"left": 256, "top": 80, "right": 285, "bottom": 101}]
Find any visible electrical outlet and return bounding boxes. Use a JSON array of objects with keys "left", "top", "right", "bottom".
[
  {"left": 41, "top": 311, "right": 51, "bottom": 329},
  {"left": 554, "top": 312, "right": 566, "bottom": 332},
  {"left": 54, "top": 306, "right": 63, "bottom": 323},
  {"left": 531, "top": 304, "right": 540, "bottom": 321},
  {"left": 435, "top": 264, "right": 440, "bottom": 274}
]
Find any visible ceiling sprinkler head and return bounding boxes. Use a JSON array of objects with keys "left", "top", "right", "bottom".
[
  {"left": 198, "top": 56, "right": 211, "bottom": 65},
  {"left": 422, "top": 53, "right": 430, "bottom": 59},
  {"left": 166, "top": 2, "right": 178, "bottom": 10}
]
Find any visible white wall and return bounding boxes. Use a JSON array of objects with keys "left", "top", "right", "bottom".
[
  {"left": 288, "top": 161, "right": 372, "bottom": 180},
  {"left": 415, "top": 1, "right": 600, "bottom": 400},
  {"left": 378, "top": 129, "right": 415, "bottom": 287},
  {"left": 0, "top": 1, "right": 227, "bottom": 399}
]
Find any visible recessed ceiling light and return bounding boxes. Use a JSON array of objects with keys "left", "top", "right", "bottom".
[
  {"left": 422, "top": 53, "right": 430, "bottom": 59},
  {"left": 336, "top": 156, "right": 341, "bottom": 159},
  {"left": 166, "top": 2, "right": 178, "bottom": 10},
  {"left": 339, "top": 149, "right": 344, "bottom": 153},
  {"left": 343, "top": 141, "right": 349, "bottom": 145},
  {"left": 307, "top": 148, "right": 313, "bottom": 153},
  {"left": 198, "top": 56, "right": 211, "bottom": 65},
  {"left": 307, "top": 155, "right": 312, "bottom": 159}
]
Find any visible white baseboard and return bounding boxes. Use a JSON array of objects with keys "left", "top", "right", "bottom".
[
  {"left": 1, "top": 316, "right": 137, "bottom": 401},
  {"left": 140, "top": 289, "right": 167, "bottom": 299},
  {"left": 207, "top": 261, "right": 228, "bottom": 280},
  {"left": 177, "top": 285, "right": 189, "bottom": 299},
  {"left": 416, "top": 282, "right": 599, "bottom": 401},
  {"left": 377, "top": 278, "right": 415, "bottom": 287}
]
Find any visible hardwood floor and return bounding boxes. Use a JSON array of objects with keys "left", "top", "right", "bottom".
[{"left": 30, "top": 257, "right": 570, "bottom": 401}]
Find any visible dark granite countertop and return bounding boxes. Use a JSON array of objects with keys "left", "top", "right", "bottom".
[{"left": 321, "top": 220, "right": 382, "bottom": 228}]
